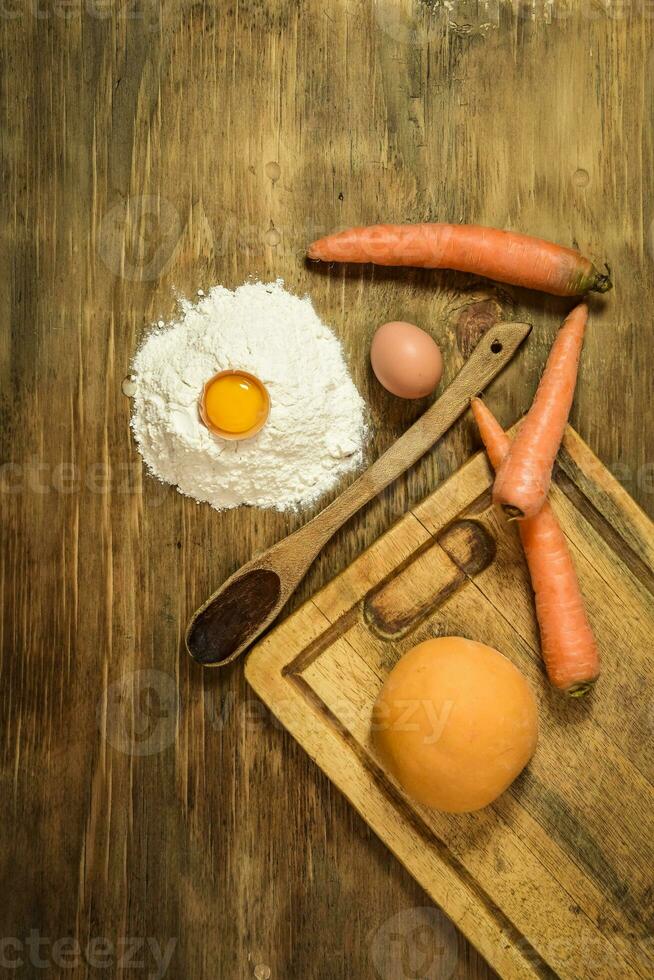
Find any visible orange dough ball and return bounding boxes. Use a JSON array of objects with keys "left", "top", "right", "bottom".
[
  {"left": 370, "top": 320, "right": 443, "bottom": 399},
  {"left": 372, "top": 637, "right": 538, "bottom": 813}
]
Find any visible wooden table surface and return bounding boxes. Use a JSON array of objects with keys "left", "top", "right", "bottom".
[{"left": 2, "top": 2, "right": 652, "bottom": 978}]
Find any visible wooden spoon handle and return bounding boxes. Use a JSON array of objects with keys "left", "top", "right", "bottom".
[
  {"left": 186, "top": 320, "right": 531, "bottom": 667},
  {"left": 309, "top": 320, "right": 531, "bottom": 542}
]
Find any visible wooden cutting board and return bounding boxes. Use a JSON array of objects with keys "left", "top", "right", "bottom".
[{"left": 245, "top": 426, "right": 654, "bottom": 980}]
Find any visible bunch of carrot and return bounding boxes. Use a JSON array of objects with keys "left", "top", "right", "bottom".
[
  {"left": 307, "top": 223, "right": 602, "bottom": 696},
  {"left": 474, "top": 303, "right": 599, "bottom": 697},
  {"left": 307, "top": 224, "right": 611, "bottom": 697}
]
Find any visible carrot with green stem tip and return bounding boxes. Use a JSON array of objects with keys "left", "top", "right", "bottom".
[
  {"left": 471, "top": 397, "right": 599, "bottom": 696},
  {"left": 493, "top": 303, "right": 588, "bottom": 521},
  {"left": 307, "top": 224, "right": 611, "bottom": 297}
]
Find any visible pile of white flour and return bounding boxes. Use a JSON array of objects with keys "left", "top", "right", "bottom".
[{"left": 129, "top": 280, "right": 367, "bottom": 510}]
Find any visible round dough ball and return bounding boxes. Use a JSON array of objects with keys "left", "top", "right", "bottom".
[{"left": 372, "top": 637, "right": 538, "bottom": 813}]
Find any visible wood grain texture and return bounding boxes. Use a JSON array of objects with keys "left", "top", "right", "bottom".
[
  {"left": 246, "top": 426, "right": 654, "bottom": 980},
  {"left": 1, "top": 2, "right": 653, "bottom": 978}
]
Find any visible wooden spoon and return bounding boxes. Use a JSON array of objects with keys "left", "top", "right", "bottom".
[{"left": 186, "top": 320, "right": 531, "bottom": 666}]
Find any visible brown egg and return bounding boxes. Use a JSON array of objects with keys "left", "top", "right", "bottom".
[
  {"left": 372, "top": 637, "right": 538, "bottom": 813},
  {"left": 370, "top": 320, "right": 443, "bottom": 398}
]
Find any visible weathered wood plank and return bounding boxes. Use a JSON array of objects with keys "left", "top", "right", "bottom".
[{"left": 3, "top": 2, "right": 653, "bottom": 978}]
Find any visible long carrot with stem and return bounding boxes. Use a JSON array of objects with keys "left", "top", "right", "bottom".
[
  {"left": 307, "top": 224, "right": 611, "bottom": 296},
  {"left": 471, "top": 397, "right": 599, "bottom": 696},
  {"left": 493, "top": 303, "right": 589, "bottom": 520}
]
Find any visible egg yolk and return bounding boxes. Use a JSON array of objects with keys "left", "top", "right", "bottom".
[{"left": 202, "top": 373, "right": 268, "bottom": 435}]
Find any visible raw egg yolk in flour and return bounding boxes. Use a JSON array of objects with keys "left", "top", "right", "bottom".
[{"left": 201, "top": 371, "right": 270, "bottom": 439}]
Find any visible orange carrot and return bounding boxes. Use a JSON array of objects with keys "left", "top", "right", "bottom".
[
  {"left": 307, "top": 224, "right": 611, "bottom": 296},
  {"left": 493, "top": 303, "right": 588, "bottom": 520},
  {"left": 471, "top": 397, "right": 599, "bottom": 696}
]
